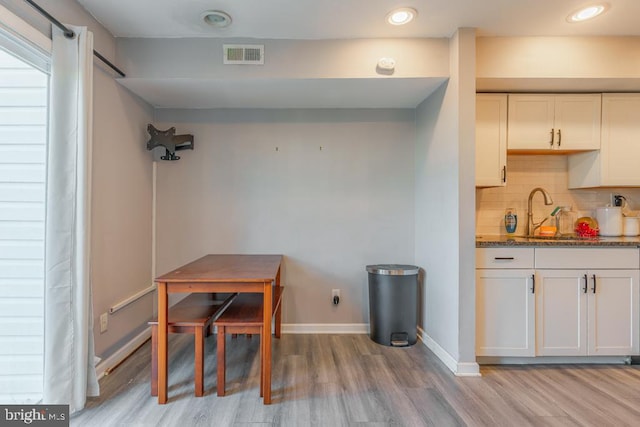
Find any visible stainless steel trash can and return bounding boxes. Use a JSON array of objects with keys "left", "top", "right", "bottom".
[{"left": 366, "top": 264, "right": 419, "bottom": 347}]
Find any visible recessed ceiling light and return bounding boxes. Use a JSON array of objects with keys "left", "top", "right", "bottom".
[
  {"left": 202, "top": 10, "right": 232, "bottom": 28},
  {"left": 386, "top": 8, "right": 417, "bottom": 26},
  {"left": 567, "top": 3, "right": 609, "bottom": 23}
]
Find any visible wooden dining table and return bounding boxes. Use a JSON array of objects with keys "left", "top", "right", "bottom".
[{"left": 154, "top": 254, "right": 282, "bottom": 404}]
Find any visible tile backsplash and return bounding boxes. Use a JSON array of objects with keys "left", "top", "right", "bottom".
[{"left": 476, "top": 155, "right": 640, "bottom": 236}]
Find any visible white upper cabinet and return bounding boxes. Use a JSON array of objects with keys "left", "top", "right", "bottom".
[
  {"left": 569, "top": 94, "right": 640, "bottom": 188},
  {"left": 508, "top": 94, "right": 601, "bottom": 152},
  {"left": 476, "top": 94, "right": 507, "bottom": 187},
  {"left": 507, "top": 95, "right": 554, "bottom": 150}
]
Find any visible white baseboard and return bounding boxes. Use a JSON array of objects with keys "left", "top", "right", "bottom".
[
  {"left": 417, "top": 326, "right": 481, "bottom": 377},
  {"left": 95, "top": 327, "right": 151, "bottom": 380},
  {"left": 455, "top": 362, "right": 482, "bottom": 376},
  {"left": 282, "top": 323, "right": 369, "bottom": 334}
]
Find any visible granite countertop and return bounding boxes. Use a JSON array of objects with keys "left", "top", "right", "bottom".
[{"left": 476, "top": 234, "right": 640, "bottom": 248}]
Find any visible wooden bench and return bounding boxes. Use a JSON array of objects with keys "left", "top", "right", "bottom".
[
  {"left": 214, "top": 287, "right": 284, "bottom": 397},
  {"left": 149, "top": 292, "right": 236, "bottom": 397}
]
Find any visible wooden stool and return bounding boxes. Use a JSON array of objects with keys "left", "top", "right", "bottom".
[
  {"left": 149, "top": 292, "right": 236, "bottom": 397},
  {"left": 214, "top": 287, "right": 284, "bottom": 397}
]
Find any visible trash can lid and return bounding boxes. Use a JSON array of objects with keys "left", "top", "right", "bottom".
[{"left": 366, "top": 264, "right": 419, "bottom": 275}]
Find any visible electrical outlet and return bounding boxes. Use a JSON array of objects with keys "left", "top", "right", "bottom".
[
  {"left": 100, "top": 312, "right": 108, "bottom": 333},
  {"left": 332, "top": 289, "right": 340, "bottom": 305}
]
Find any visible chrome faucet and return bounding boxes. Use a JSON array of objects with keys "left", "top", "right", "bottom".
[{"left": 527, "top": 187, "right": 554, "bottom": 236}]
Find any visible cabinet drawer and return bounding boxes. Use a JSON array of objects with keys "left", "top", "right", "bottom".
[
  {"left": 535, "top": 248, "right": 640, "bottom": 269},
  {"left": 476, "top": 248, "right": 534, "bottom": 269}
]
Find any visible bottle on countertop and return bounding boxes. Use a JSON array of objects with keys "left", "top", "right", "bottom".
[
  {"left": 556, "top": 206, "right": 577, "bottom": 236},
  {"left": 504, "top": 207, "right": 517, "bottom": 235}
]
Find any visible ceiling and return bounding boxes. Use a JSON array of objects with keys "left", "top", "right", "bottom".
[
  {"left": 76, "top": 0, "right": 640, "bottom": 109},
  {"left": 77, "top": 0, "right": 640, "bottom": 39}
]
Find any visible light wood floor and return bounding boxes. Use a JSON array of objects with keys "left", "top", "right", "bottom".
[{"left": 71, "top": 334, "right": 640, "bottom": 426}]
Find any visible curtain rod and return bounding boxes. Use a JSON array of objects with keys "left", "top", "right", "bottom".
[{"left": 24, "top": 0, "right": 126, "bottom": 77}]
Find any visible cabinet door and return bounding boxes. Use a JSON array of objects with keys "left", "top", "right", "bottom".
[
  {"left": 568, "top": 94, "right": 640, "bottom": 188},
  {"left": 535, "top": 270, "right": 588, "bottom": 356},
  {"left": 587, "top": 270, "right": 639, "bottom": 356},
  {"left": 476, "top": 94, "right": 507, "bottom": 187},
  {"left": 599, "top": 94, "right": 640, "bottom": 186},
  {"left": 507, "top": 94, "right": 555, "bottom": 150},
  {"left": 476, "top": 269, "right": 535, "bottom": 356},
  {"left": 553, "top": 94, "right": 601, "bottom": 150}
]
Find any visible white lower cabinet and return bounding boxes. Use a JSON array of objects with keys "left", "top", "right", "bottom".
[
  {"left": 535, "top": 269, "right": 639, "bottom": 356},
  {"left": 476, "top": 248, "right": 535, "bottom": 357},
  {"left": 476, "top": 247, "right": 640, "bottom": 359},
  {"left": 476, "top": 268, "right": 535, "bottom": 356},
  {"left": 589, "top": 270, "right": 640, "bottom": 355},
  {"left": 535, "top": 270, "right": 587, "bottom": 356}
]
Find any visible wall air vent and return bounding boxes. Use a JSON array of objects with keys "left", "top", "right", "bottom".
[{"left": 223, "top": 44, "right": 264, "bottom": 65}]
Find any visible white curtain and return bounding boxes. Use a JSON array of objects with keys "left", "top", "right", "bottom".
[{"left": 43, "top": 25, "right": 98, "bottom": 414}]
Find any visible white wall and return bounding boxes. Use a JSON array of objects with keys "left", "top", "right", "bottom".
[
  {"left": 117, "top": 37, "right": 449, "bottom": 80},
  {"left": 154, "top": 109, "right": 416, "bottom": 327},
  {"left": 415, "top": 81, "right": 460, "bottom": 355},
  {"left": 477, "top": 36, "right": 640, "bottom": 92},
  {"left": 477, "top": 36, "right": 640, "bottom": 79},
  {"left": 456, "top": 29, "right": 477, "bottom": 367},
  {"left": 0, "top": 0, "right": 116, "bottom": 60},
  {"left": 414, "top": 29, "right": 478, "bottom": 374},
  {"left": 0, "top": 0, "right": 155, "bottom": 359},
  {"left": 90, "top": 64, "right": 153, "bottom": 357},
  {"left": 114, "top": 37, "right": 450, "bottom": 109}
]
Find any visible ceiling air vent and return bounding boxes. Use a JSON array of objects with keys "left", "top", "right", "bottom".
[{"left": 223, "top": 44, "right": 264, "bottom": 65}]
